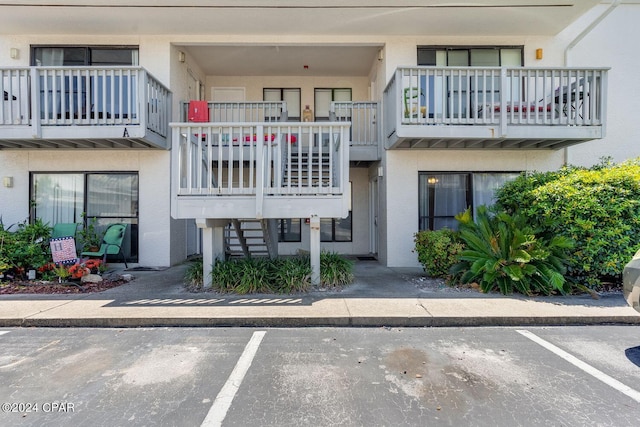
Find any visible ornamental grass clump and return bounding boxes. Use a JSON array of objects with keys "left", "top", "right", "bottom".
[
  {"left": 203, "top": 253, "right": 352, "bottom": 294},
  {"left": 450, "top": 206, "right": 573, "bottom": 296},
  {"left": 320, "top": 251, "right": 354, "bottom": 287}
]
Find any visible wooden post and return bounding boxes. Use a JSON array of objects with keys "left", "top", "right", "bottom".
[
  {"left": 310, "top": 215, "right": 321, "bottom": 286},
  {"left": 197, "top": 219, "right": 227, "bottom": 288}
]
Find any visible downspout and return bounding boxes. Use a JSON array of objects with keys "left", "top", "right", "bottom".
[{"left": 562, "top": 0, "right": 620, "bottom": 165}]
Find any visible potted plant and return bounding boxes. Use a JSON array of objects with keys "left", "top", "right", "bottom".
[{"left": 78, "top": 214, "right": 102, "bottom": 252}]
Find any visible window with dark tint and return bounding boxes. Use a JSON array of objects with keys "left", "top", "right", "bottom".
[
  {"left": 32, "top": 46, "right": 139, "bottom": 66},
  {"left": 31, "top": 172, "right": 139, "bottom": 261},
  {"left": 418, "top": 172, "right": 519, "bottom": 231},
  {"left": 417, "top": 46, "right": 523, "bottom": 67}
]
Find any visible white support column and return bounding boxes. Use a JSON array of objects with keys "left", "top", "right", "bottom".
[
  {"left": 309, "top": 215, "right": 321, "bottom": 286},
  {"left": 197, "top": 219, "right": 228, "bottom": 288}
]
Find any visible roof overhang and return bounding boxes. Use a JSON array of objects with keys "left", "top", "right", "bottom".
[{"left": 0, "top": 1, "right": 601, "bottom": 36}]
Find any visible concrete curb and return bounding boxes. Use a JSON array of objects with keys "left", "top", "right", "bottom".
[{"left": 2, "top": 315, "right": 640, "bottom": 328}]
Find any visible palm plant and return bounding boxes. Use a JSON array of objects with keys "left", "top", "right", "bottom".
[{"left": 451, "top": 206, "right": 573, "bottom": 295}]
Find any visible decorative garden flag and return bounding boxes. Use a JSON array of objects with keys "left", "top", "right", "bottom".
[{"left": 50, "top": 236, "right": 78, "bottom": 265}]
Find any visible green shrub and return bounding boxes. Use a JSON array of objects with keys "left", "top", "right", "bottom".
[
  {"left": 0, "top": 218, "right": 52, "bottom": 279},
  {"left": 414, "top": 228, "right": 465, "bottom": 278},
  {"left": 495, "top": 158, "right": 640, "bottom": 286},
  {"left": 320, "top": 251, "right": 354, "bottom": 287},
  {"left": 451, "top": 207, "right": 573, "bottom": 295}
]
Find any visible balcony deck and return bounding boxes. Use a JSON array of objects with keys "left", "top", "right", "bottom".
[
  {"left": 384, "top": 66, "right": 608, "bottom": 150},
  {"left": 171, "top": 121, "right": 351, "bottom": 221},
  {"left": 0, "top": 66, "right": 171, "bottom": 149}
]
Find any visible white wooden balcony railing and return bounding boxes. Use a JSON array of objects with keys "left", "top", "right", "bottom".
[
  {"left": 384, "top": 66, "right": 608, "bottom": 149},
  {"left": 181, "top": 100, "right": 381, "bottom": 161},
  {"left": 330, "top": 101, "right": 378, "bottom": 147},
  {"left": 0, "top": 66, "right": 171, "bottom": 148},
  {"left": 180, "top": 101, "right": 288, "bottom": 123},
  {"left": 171, "top": 122, "right": 351, "bottom": 220}
]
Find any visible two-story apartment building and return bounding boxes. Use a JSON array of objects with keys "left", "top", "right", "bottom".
[{"left": 1, "top": 1, "right": 638, "bottom": 285}]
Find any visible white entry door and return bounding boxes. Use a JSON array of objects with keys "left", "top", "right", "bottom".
[{"left": 211, "top": 87, "right": 245, "bottom": 101}]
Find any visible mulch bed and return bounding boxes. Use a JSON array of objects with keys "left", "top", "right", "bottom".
[{"left": 0, "top": 278, "right": 128, "bottom": 294}]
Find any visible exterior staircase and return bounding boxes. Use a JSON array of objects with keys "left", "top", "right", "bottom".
[{"left": 225, "top": 219, "right": 278, "bottom": 259}]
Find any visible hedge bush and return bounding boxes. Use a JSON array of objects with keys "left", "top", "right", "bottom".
[
  {"left": 414, "top": 228, "right": 464, "bottom": 278},
  {"left": 494, "top": 158, "right": 640, "bottom": 286}
]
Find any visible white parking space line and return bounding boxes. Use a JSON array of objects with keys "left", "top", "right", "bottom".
[
  {"left": 201, "top": 331, "right": 267, "bottom": 427},
  {"left": 517, "top": 329, "right": 640, "bottom": 403},
  {"left": 0, "top": 331, "right": 9, "bottom": 336}
]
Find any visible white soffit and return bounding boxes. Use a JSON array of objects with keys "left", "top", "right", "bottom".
[{"left": 0, "top": 1, "right": 602, "bottom": 36}]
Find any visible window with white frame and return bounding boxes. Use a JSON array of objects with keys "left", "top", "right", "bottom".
[{"left": 418, "top": 172, "right": 519, "bottom": 231}]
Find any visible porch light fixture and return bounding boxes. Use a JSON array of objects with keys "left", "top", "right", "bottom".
[
  {"left": 3, "top": 176, "right": 13, "bottom": 188},
  {"left": 178, "top": 51, "right": 186, "bottom": 62},
  {"left": 536, "top": 48, "right": 543, "bottom": 60},
  {"left": 10, "top": 48, "right": 19, "bottom": 59},
  {"left": 427, "top": 176, "right": 439, "bottom": 185}
]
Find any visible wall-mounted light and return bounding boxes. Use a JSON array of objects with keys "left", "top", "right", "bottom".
[
  {"left": 178, "top": 51, "right": 186, "bottom": 62},
  {"left": 10, "top": 48, "right": 19, "bottom": 59},
  {"left": 377, "top": 49, "right": 384, "bottom": 61},
  {"left": 3, "top": 176, "right": 13, "bottom": 188},
  {"left": 535, "top": 48, "right": 543, "bottom": 60}
]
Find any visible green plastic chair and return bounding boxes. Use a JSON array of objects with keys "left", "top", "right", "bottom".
[
  {"left": 403, "top": 87, "right": 424, "bottom": 118},
  {"left": 81, "top": 223, "right": 128, "bottom": 267},
  {"left": 51, "top": 223, "right": 78, "bottom": 239}
]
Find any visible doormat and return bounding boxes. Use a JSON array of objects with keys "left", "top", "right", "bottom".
[
  {"left": 356, "top": 256, "right": 377, "bottom": 261},
  {"left": 125, "top": 266, "right": 169, "bottom": 272}
]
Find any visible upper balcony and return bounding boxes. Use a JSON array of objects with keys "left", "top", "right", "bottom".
[
  {"left": 384, "top": 66, "right": 608, "bottom": 150},
  {"left": 0, "top": 66, "right": 171, "bottom": 149},
  {"left": 180, "top": 100, "right": 379, "bottom": 162}
]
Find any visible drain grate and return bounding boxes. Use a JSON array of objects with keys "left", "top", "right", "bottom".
[{"left": 356, "top": 256, "right": 377, "bottom": 261}]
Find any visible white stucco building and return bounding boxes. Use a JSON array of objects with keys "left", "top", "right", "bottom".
[{"left": 1, "top": 1, "right": 638, "bottom": 284}]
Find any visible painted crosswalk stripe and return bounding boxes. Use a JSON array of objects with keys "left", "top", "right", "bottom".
[
  {"left": 517, "top": 329, "right": 640, "bottom": 403},
  {"left": 201, "top": 331, "right": 267, "bottom": 427}
]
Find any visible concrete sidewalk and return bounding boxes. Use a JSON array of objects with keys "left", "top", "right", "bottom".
[{"left": 1, "top": 261, "right": 639, "bottom": 328}]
